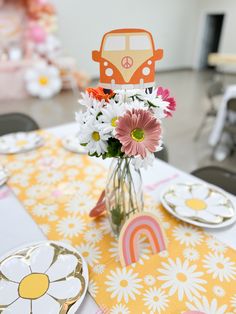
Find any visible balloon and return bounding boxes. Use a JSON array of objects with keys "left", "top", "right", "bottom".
[{"left": 29, "top": 24, "right": 46, "bottom": 44}]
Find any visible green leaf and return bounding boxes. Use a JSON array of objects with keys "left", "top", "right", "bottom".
[{"left": 111, "top": 205, "right": 124, "bottom": 226}]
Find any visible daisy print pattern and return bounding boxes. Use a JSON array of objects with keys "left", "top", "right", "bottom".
[
  {"left": 173, "top": 224, "right": 203, "bottom": 247},
  {"left": 84, "top": 229, "right": 103, "bottom": 244},
  {"left": 206, "top": 238, "right": 227, "bottom": 253},
  {"left": 157, "top": 258, "right": 206, "bottom": 301},
  {"left": 203, "top": 252, "right": 236, "bottom": 282},
  {"left": 89, "top": 279, "right": 98, "bottom": 298},
  {"left": 32, "top": 203, "right": 58, "bottom": 217},
  {"left": 56, "top": 215, "right": 85, "bottom": 238},
  {"left": 144, "top": 275, "right": 156, "bottom": 286},
  {"left": 213, "top": 285, "right": 225, "bottom": 297},
  {"left": 143, "top": 288, "right": 169, "bottom": 314},
  {"left": 65, "top": 194, "right": 95, "bottom": 215},
  {"left": 76, "top": 243, "right": 101, "bottom": 267},
  {"left": 231, "top": 294, "right": 236, "bottom": 310},
  {"left": 0, "top": 243, "right": 85, "bottom": 314},
  {"left": 105, "top": 268, "right": 142, "bottom": 303},
  {"left": 183, "top": 248, "right": 199, "bottom": 261},
  {"left": 186, "top": 296, "right": 228, "bottom": 314},
  {"left": 93, "top": 264, "right": 106, "bottom": 275},
  {"left": 110, "top": 304, "right": 130, "bottom": 314}
]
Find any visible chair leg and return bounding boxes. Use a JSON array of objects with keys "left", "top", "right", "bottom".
[{"left": 194, "top": 113, "right": 209, "bottom": 141}]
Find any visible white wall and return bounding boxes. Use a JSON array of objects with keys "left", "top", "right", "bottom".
[
  {"left": 52, "top": 0, "right": 236, "bottom": 77},
  {"left": 52, "top": 0, "right": 199, "bottom": 77}
]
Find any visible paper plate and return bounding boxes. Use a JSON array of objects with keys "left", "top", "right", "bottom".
[
  {"left": 0, "top": 166, "right": 8, "bottom": 186},
  {"left": 61, "top": 134, "right": 86, "bottom": 154},
  {"left": 0, "top": 132, "right": 44, "bottom": 154},
  {"left": 0, "top": 241, "right": 89, "bottom": 314},
  {"left": 160, "top": 182, "right": 236, "bottom": 229}
]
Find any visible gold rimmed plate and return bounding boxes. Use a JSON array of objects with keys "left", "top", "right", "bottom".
[
  {"left": 0, "top": 132, "right": 44, "bottom": 154},
  {"left": 160, "top": 182, "right": 236, "bottom": 228},
  {"left": 0, "top": 241, "right": 89, "bottom": 314},
  {"left": 61, "top": 134, "right": 86, "bottom": 154}
]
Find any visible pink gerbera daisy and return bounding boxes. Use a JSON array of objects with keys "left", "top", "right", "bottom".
[
  {"left": 157, "top": 86, "right": 176, "bottom": 117},
  {"left": 115, "top": 109, "right": 161, "bottom": 158}
]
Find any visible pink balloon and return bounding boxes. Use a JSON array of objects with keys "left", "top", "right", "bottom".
[{"left": 29, "top": 25, "right": 46, "bottom": 44}]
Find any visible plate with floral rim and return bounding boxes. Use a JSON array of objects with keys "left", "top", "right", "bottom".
[
  {"left": 0, "top": 165, "right": 8, "bottom": 186},
  {"left": 61, "top": 134, "right": 86, "bottom": 154},
  {"left": 0, "top": 132, "right": 44, "bottom": 154},
  {"left": 0, "top": 241, "right": 89, "bottom": 314},
  {"left": 160, "top": 182, "right": 236, "bottom": 228}
]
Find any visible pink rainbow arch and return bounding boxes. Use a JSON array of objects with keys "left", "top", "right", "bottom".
[{"left": 119, "top": 212, "right": 166, "bottom": 267}]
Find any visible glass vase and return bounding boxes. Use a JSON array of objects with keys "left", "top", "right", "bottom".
[{"left": 106, "top": 157, "right": 144, "bottom": 236}]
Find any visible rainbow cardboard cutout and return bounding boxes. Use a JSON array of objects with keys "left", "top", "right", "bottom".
[
  {"left": 92, "top": 28, "right": 163, "bottom": 90},
  {"left": 119, "top": 212, "right": 167, "bottom": 267}
]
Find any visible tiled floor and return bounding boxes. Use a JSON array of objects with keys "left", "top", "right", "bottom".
[{"left": 0, "top": 69, "right": 235, "bottom": 173}]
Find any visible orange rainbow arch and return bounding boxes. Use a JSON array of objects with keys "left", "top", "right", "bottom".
[{"left": 118, "top": 212, "right": 167, "bottom": 267}]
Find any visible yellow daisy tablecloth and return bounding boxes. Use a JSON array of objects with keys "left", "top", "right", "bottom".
[{"left": 1, "top": 132, "right": 236, "bottom": 314}]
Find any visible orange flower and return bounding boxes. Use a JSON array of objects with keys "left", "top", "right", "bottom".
[{"left": 86, "top": 87, "right": 115, "bottom": 102}]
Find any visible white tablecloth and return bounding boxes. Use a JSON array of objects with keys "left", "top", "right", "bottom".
[{"left": 1, "top": 122, "right": 236, "bottom": 313}]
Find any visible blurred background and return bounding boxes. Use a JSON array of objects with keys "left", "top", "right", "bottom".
[{"left": 0, "top": 0, "right": 235, "bottom": 173}]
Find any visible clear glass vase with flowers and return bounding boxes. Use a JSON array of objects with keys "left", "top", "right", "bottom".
[{"left": 76, "top": 86, "right": 176, "bottom": 235}]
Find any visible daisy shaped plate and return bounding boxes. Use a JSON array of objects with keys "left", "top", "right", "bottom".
[
  {"left": 160, "top": 182, "right": 236, "bottom": 228},
  {"left": 0, "top": 165, "right": 8, "bottom": 186},
  {"left": 61, "top": 134, "right": 86, "bottom": 154},
  {"left": 0, "top": 241, "right": 89, "bottom": 314},
  {"left": 0, "top": 132, "right": 44, "bottom": 154}
]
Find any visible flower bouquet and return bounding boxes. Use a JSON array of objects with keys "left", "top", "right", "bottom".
[{"left": 76, "top": 86, "right": 176, "bottom": 235}]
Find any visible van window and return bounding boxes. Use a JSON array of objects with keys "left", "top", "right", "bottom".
[
  {"left": 104, "top": 36, "right": 126, "bottom": 51},
  {"left": 129, "top": 35, "right": 151, "bottom": 50}
]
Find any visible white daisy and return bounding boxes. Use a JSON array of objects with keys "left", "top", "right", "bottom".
[
  {"left": 125, "top": 98, "right": 148, "bottom": 111},
  {"left": 79, "top": 120, "right": 109, "bottom": 155},
  {"left": 56, "top": 215, "right": 85, "bottom": 238},
  {"left": 165, "top": 184, "right": 233, "bottom": 223},
  {"left": 206, "top": 238, "right": 227, "bottom": 253},
  {"left": 213, "top": 285, "right": 225, "bottom": 297},
  {"left": 32, "top": 204, "right": 58, "bottom": 217},
  {"left": 0, "top": 244, "right": 83, "bottom": 314},
  {"left": 48, "top": 214, "right": 58, "bottom": 221},
  {"left": 144, "top": 275, "right": 156, "bottom": 286},
  {"left": 10, "top": 173, "right": 29, "bottom": 187},
  {"left": 78, "top": 91, "right": 95, "bottom": 107},
  {"left": 84, "top": 229, "right": 103, "bottom": 244},
  {"left": 65, "top": 194, "right": 95, "bottom": 215},
  {"left": 173, "top": 225, "right": 203, "bottom": 247},
  {"left": 99, "top": 99, "right": 125, "bottom": 135},
  {"left": 159, "top": 251, "right": 169, "bottom": 258},
  {"left": 132, "top": 151, "right": 157, "bottom": 170},
  {"left": 89, "top": 279, "right": 98, "bottom": 298},
  {"left": 99, "top": 216, "right": 113, "bottom": 235},
  {"left": 231, "top": 294, "right": 236, "bottom": 310},
  {"left": 143, "top": 288, "right": 169, "bottom": 314},
  {"left": 162, "top": 222, "right": 170, "bottom": 229},
  {"left": 105, "top": 268, "right": 142, "bottom": 303},
  {"left": 203, "top": 252, "right": 236, "bottom": 282},
  {"left": 25, "top": 62, "right": 62, "bottom": 99},
  {"left": 186, "top": 296, "right": 228, "bottom": 314},
  {"left": 183, "top": 248, "right": 199, "bottom": 261},
  {"left": 157, "top": 258, "right": 206, "bottom": 301},
  {"left": 26, "top": 185, "right": 46, "bottom": 198},
  {"left": 39, "top": 224, "right": 50, "bottom": 235},
  {"left": 36, "top": 171, "right": 63, "bottom": 185},
  {"left": 93, "top": 264, "right": 105, "bottom": 275},
  {"left": 110, "top": 303, "right": 130, "bottom": 314},
  {"left": 76, "top": 243, "right": 101, "bottom": 266}
]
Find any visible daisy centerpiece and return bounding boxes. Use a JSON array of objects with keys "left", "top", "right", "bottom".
[{"left": 76, "top": 86, "right": 176, "bottom": 234}]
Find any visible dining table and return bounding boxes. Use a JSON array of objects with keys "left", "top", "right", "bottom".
[{"left": 0, "top": 122, "right": 236, "bottom": 314}]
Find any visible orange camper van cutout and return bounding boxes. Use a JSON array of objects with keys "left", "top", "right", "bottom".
[{"left": 92, "top": 28, "right": 163, "bottom": 90}]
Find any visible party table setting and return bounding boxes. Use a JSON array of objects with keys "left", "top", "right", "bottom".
[{"left": 0, "top": 28, "right": 236, "bottom": 314}]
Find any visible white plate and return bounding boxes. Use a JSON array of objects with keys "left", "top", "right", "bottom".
[
  {"left": 0, "top": 241, "right": 89, "bottom": 314},
  {"left": 160, "top": 182, "right": 236, "bottom": 229},
  {"left": 0, "top": 132, "right": 44, "bottom": 154},
  {"left": 0, "top": 165, "right": 8, "bottom": 186},
  {"left": 61, "top": 134, "right": 86, "bottom": 154}
]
